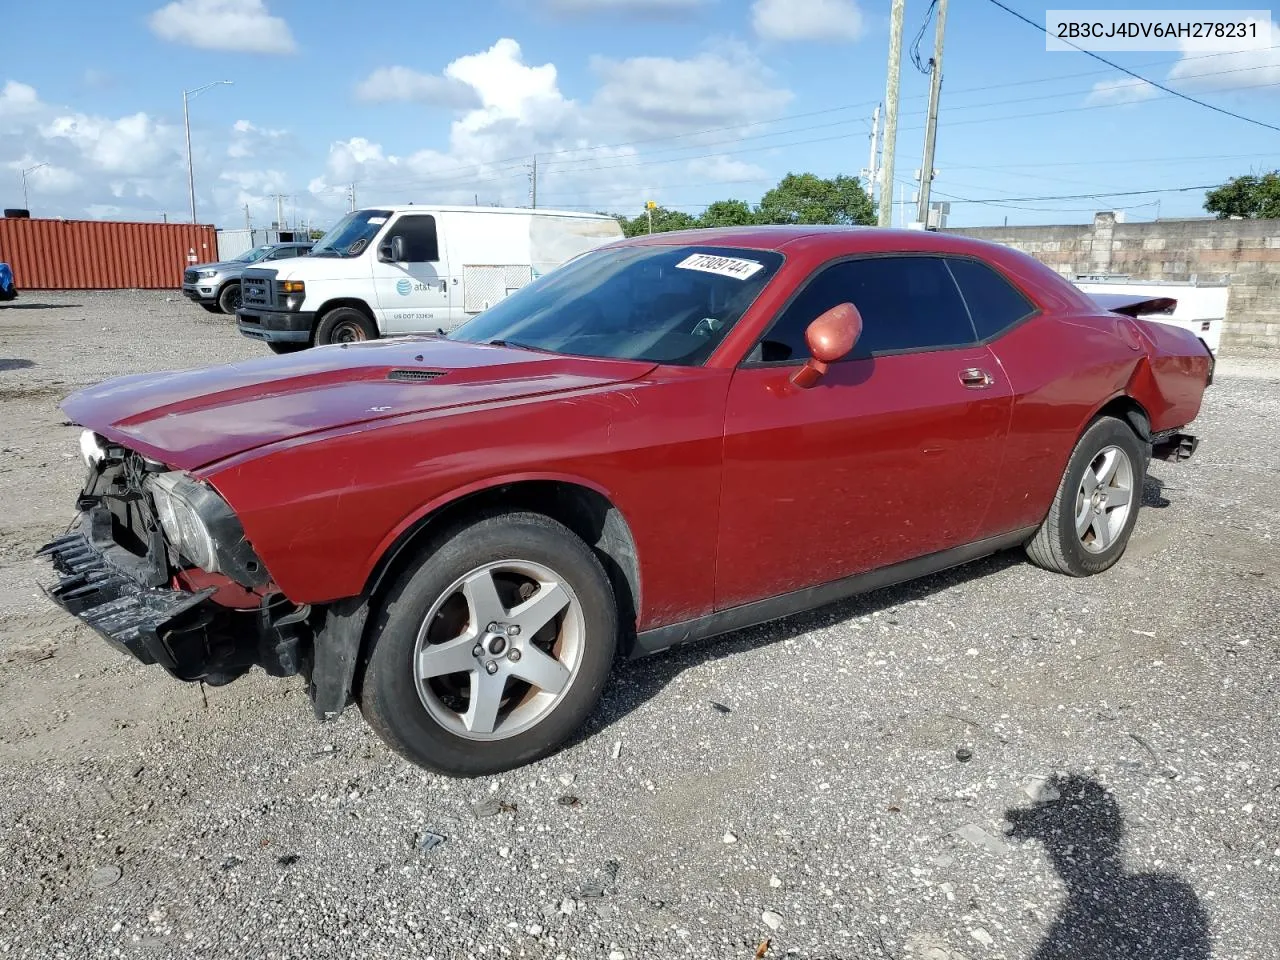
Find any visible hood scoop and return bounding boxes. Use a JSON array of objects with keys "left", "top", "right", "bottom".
[{"left": 387, "top": 369, "right": 448, "bottom": 382}]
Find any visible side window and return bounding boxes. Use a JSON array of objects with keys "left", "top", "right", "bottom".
[
  {"left": 946, "top": 258, "right": 1035, "bottom": 340},
  {"left": 388, "top": 215, "right": 439, "bottom": 262},
  {"left": 758, "top": 256, "right": 977, "bottom": 363}
]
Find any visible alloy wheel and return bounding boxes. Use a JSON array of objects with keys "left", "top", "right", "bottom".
[
  {"left": 1075, "top": 444, "right": 1134, "bottom": 554},
  {"left": 412, "top": 559, "right": 585, "bottom": 741}
]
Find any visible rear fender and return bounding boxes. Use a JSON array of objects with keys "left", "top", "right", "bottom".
[{"left": 1128, "top": 318, "right": 1211, "bottom": 433}]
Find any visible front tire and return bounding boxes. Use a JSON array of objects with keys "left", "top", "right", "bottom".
[
  {"left": 359, "top": 512, "right": 618, "bottom": 776},
  {"left": 314, "top": 307, "right": 376, "bottom": 346},
  {"left": 216, "top": 282, "right": 242, "bottom": 315},
  {"left": 1026, "top": 415, "right": 1146, "bottom": 576}
]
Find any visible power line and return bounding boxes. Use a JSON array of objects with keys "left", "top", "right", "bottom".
[
  {"left": 984, "top": 0, "right": 1280, "bottom": 133},
  {"left": 932, "top": 181, "right": 1224, "bottom": 204}
]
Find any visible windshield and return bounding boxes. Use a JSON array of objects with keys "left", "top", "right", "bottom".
[
  {"left": 310, "top": 209, "right": 392, "bottom": 258},
  {"left": 234, "top": 245, "right": 273, "bottom": 264},
  {"left": 449, "top": 245, "right": 784, "bottom": 366}
]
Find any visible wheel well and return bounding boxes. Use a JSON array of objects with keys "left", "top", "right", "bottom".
[
  {"left": 366, "top": 480, "right": 641, "bottom": 642},
  {"left": 316, "top": 298, "right": 376, "bottom": 324},
  {"left": 1094, "top": 395, "right": 1150, "bottom": 442}
]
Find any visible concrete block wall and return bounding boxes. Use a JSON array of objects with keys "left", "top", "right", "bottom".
[{"left": 947, "top": 214, "right": 1280, "bottom": 350}]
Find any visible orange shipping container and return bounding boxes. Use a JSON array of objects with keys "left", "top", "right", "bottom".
[{"left": 0, "top": 218, "right": 218, "bottom": 290}]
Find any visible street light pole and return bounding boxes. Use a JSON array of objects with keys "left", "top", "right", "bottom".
[
  {"left": 182, "top": 80, "right": 233, "bottom": 224},
  {"left": 21, "top": 162, "right": 48, "bottom": 210}
]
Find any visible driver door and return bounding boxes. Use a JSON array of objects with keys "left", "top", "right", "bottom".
[
  {"left": 714, "top": 255, "right": 1013, "bottom": 611},
  {"left": 374, "top": 214, "right": 451, "bottom": 334}
]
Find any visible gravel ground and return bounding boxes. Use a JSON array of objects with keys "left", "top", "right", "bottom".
[{"left": 0, "top": 291, "right": 1277, "bottom": 960}]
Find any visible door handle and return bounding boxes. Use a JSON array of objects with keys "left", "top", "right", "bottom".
[{"left": 959, "top": 367, "right": 994, "bottom": 388}]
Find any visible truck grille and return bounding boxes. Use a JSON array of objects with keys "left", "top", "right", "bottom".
[
  {"left": 183, "top": 269, "right": 199, "bottom": 284},
  {"left": 241, "top": 276, "right": 274, "bottom": 309}
]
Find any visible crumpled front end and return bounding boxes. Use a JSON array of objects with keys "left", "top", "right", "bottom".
[{"left": 38, "top": 435, "right": 312, "bottom": 686}]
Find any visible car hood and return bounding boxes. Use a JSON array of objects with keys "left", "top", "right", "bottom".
[
  {"left": 63, "top": 338, "right": 657, "bottom": 471},
  {"left": 190, "top": 260, "right": 246, "bottom": 272}
]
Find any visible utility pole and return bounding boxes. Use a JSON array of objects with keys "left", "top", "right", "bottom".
[
  {"left": 21, "top": 162, "right": 47, "bottom": 210},
  {"left": 181, "top": 80, "right": 233, "bottom": 224},
  {"left": 529, "top": 155, "right": 538, "bottom": 208},
  {"left": 271, "top": 193, "right": 286, "bottom": 230},
  {"left": 244, "top": 203, "right": 251, "bottom": 230},
  {"left": 862, "top": 105, "right": 881, "bottom": 206},
  {"left": 878, "top": 0, "right": 905, "bottom": 228},
  {"left": 916, "top": 0, "right": 950, "bottom": 228},
  {"left": 347, "top": 182, "right": 357, "bottom": 213}
]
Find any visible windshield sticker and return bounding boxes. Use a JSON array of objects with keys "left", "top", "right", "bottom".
[
  {"left": 367, "top": 216, "right": 388, "bottom": 225},
  {"left": 676, "top": 253, "right": 764, "bottom": 280}
]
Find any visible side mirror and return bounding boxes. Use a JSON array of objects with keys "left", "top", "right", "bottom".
[
  {"left": 378, "top": 236, "right": 406, "bottom": 263},
  {"left": 790, "top": 302, "right": 861, "bottom": 388}
]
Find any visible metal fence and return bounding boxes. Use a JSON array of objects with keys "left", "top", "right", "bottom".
[{"left": 0, "top": 218, "right": 218, "bottom": 289}]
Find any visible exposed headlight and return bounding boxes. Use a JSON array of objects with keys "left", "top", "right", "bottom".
[
  {"left": 79, "top": 429, "right": 106, "bottom": 467},
  {"left": 146, "top": 472, "right": 268, "bottom": 586},
  {"left": 197, "top": 269, "right": 219, "bottom": 279},
  {"left": 149, "top": 473, "right": 219, "bottom": 571}
]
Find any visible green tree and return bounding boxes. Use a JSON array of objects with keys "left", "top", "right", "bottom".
[
  {"left": 618, "top": 205, "right": 700, "bottom": 237},
  {"left": 756, "top": 172, "right": 875, "bottom": 226},
  {"left": 1204, "top": 172, "right": 1280, "bottom": 219},
  {"left": 699, "top": 199, "right": 758, "bottom": 228}
]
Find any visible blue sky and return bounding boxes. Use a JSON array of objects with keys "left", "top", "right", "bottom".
[{"left": 1, "top": 0, "right": 1276, "bottom": 230}]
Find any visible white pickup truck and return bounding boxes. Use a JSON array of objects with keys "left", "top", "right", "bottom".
[
  {"left": 1074, "top": 276, "right": 1225, "bottom": 356},
  {"left": 236, "top": 205, "right": 623, "bottom": 352}
]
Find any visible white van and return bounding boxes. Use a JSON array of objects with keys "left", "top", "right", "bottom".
[{"left": 236, "top": 205, "right": 623, "bottom": 352}]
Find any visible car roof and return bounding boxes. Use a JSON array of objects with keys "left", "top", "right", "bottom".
[{"left": 617, "top": 224, "right": 1011, "bottom": 258}]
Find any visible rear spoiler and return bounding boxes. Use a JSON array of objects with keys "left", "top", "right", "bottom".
[{"left": 1089, "top": 293, "right": 1177, "bottom": 318}]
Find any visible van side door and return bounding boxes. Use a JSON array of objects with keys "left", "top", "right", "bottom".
[{"left": 373, "top": 213, "right": 451, "bottom": 334}]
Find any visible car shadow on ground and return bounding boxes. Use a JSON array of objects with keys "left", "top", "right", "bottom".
[
  {"left": 0, "top": 359, "right": 35, "bottom": 371},
  {"left": 0, "top": 303, "right": 81, "bottom": 310},
  {"left": 1006, "top": 773, "right": 1210, "bottom": 960},
  {"left": 593, "top": 546, "right": 1026, "bottom": 731}
]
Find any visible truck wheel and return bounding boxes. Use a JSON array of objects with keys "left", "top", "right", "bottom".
[
  {"left": 217, "top": 283, "right": 242, "bottom": 315},
  {"left": 1026, "top": 415, "right": 1146, "bottom": 577},
  {"left": 359, "top": 511, "right": 618, "bottom": 776},
  {"left": 315, "top": 307, "right": 376, "bottom": 346},
  {"left": 268, "top": 342, "right": 308, "bottom": 355}
]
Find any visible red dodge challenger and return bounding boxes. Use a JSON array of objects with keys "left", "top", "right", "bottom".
[{"left": 41, "top": 227, "right": 1212, "bottom": 775}]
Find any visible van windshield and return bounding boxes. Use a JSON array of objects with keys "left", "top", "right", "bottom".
[
  {"left": 311, "top": 209, "right": 392, "bottom": 258},
  {"left": 449, "top": 245, "right": 784, "bottom": 367}
]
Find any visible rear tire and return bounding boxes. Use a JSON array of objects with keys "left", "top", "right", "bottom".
[
  {"left": 360, "top": 511, "right": 617, "bottom": 776},
  {"left": 315, "top": 307, "right": 376, "bottom": 346},
  {"left": 1026, "top": 415, "right": 1146, "bottom": 576},
  {"left": 268, "top": 342, "right": 308, "bottom": 355},
  {"left": 216, "top": 282, "right": 242, "bottom": 315}
]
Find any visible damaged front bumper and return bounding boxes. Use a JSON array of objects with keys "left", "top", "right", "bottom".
[{"left": 39, "top": 506, "right": 309, "bottom": 686}]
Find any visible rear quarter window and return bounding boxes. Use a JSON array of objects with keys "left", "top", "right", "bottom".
[{"left": 946, "top": 257, "right": 1036, "bottom": 341}]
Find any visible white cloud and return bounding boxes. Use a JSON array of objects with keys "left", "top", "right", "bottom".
[
  {"left": 1086, "top": 77, "right": 1158, "bottom": 106},
  {"left": 354, "top": 66, "right": 483, "bottom": 108},
  {"left": 544, "top": 0, "right": 706, "bottom": 16},
  {"left": 0, "top": 81, "right": 40, "bottom": 119},
  {"left": 41, "top": 112, "right": 183, "bottom": 176},
  {"left": 1167, "top": 20, "right": 1280, "bottom": 92},
  {"left": 309, "top": 39, "right": 794, "bottom": 218},
  {"left": 589, "top": 43, "right": 793, "bottom": 137},
  {"left": 685, "top": 155, "right": 769, "bottom": 182},
  {"left": 227, "top": 119, "right": 288, "bottom": 158},
  {"left": 148, "top": 0, "right": 296, "bottom": 55},
  {"left": 752, "top": 0, "right": 864, "bottom": 42}
]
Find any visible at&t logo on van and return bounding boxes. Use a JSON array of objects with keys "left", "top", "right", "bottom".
[{"left": 395, "top": 278, "right": 412, "bottom": 296}]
